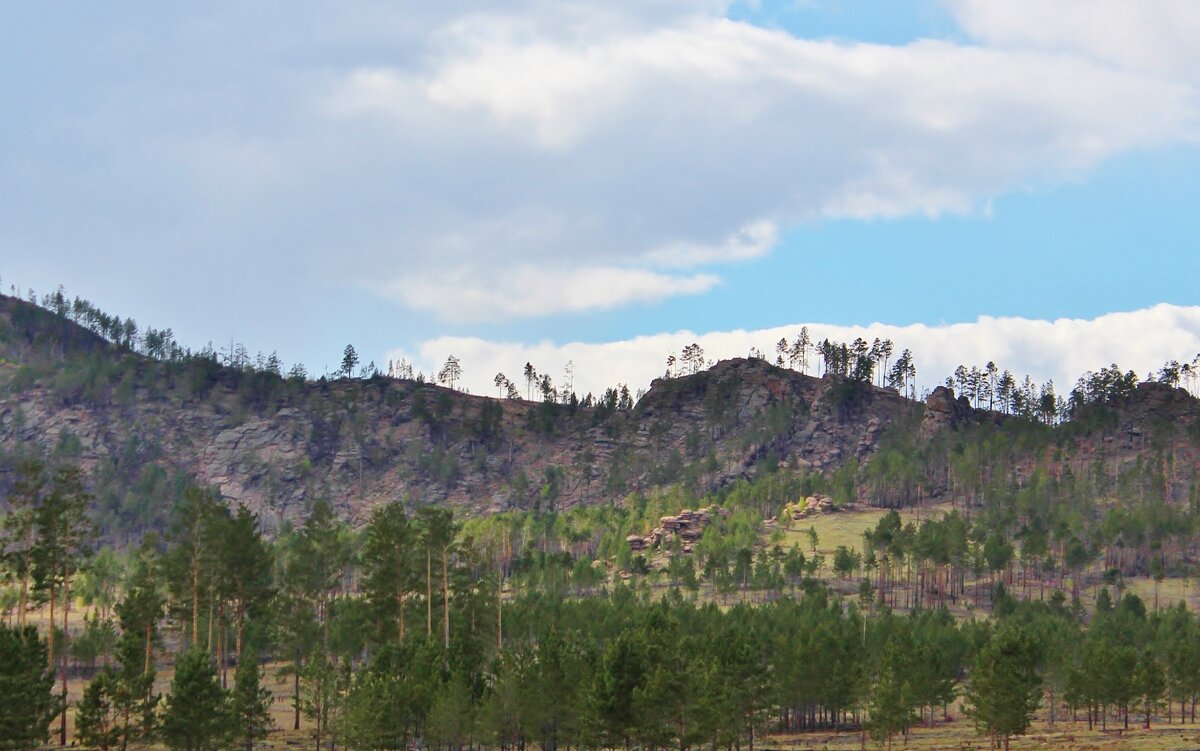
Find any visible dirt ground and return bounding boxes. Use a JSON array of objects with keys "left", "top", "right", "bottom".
[{"left": 766, "top": 719, "right": 1200, "bottom": 750}]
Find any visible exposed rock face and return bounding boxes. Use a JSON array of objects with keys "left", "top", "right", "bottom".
[
  {"left": 919, "top": 386, "right": 974, "bottom": 438},
  {"left": 1, "top": 294, "right": 1198, "bottom": 528}
]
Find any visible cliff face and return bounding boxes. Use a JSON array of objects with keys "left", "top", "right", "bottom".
[{"left": 0, "top": 294, "right": 1197, "bottom": 529}]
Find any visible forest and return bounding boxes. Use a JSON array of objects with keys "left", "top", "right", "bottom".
[
  {"left": 3, "top": 283, "right": 1200, "bottom": 750},
  {"left": 5, "top": 455, "right": 1200, "bottom": 751}
]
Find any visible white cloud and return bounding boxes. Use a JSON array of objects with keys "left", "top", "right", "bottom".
[
  {"left": 399, "top": 304, "right": 1200, "bottom": 399},
  {"left": 645, "top": 220, "right": 777, "bottom": 268},
  {"left": 382, "top": 265, "right": 719, "bottom": 322},
  {"left": 324, "top": 7, "right": 1198, "bottom": 319},
  {"left": 947, "top": 1, "right": 1200, "bottom": 83},
  {"left": 9, "top": 3, "right": 1200, "bottom": 332}
]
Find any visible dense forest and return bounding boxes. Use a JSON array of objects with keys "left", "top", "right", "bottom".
[
  {"left": 3, "top": 281, "right": 1200, "bottom": 750},
  {"left": 6, "top": 469, "right": 1200, "bottom": 751}
]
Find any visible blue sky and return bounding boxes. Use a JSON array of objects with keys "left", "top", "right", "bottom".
[{"left": 3, "top": 1, "right": 1200, "bottom": 393}]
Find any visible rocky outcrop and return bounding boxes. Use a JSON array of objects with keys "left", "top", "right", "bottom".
[
  {"left": 919, "top": 385, "right": 973, "bottom": 438},
  {"left": 1, "top": 294, "right": 1198, "bottom": 529}
]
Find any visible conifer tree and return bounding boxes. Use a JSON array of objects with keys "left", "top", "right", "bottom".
[
  {"left": 76, "top": 667, "right": 120, "bottom": 751},
  {"left": 214, "top": 505, "right": 273, "bottom": 666},
  {"left": 111, "top": 541, "right": 164, "bottom": 749},
  {"left": 1135, "top": 648, "right": 1165, "bottom": 728},
  {"left": 361, "top": 502, "right": 415, "bottom": 643},
  {"left": 869, "top": 639, "right": 916, "bottom": 749},
  {"left": 0, "top": 624, "right": 59, "bottom": 751},
  {"left": 33, "top": 465, "right": 94, "bottom": 745},
  {"left": 964, "top": 625, "right": 1043, "bottom": 751},
  {"left": 229, "top": 655, "right": 274, "bottom": 751},
  {"left": 164, "top": 486, "right": 221, "bottom": 648},
  {"left": 160, "top": 648, "right": 230, "bottom": 751},
  {"left": 340, "top": 345, "right": 359, "bottom": 379},
  {"left": 418, "top": 507, "right": 457, "bottom": 656},
  {"left": 2, "top": 460, "right": 43, "bottom": 629}
]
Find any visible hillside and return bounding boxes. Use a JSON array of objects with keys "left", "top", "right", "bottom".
[{"left": 0, "top": 293, "right": 1197, "bottom": 533}]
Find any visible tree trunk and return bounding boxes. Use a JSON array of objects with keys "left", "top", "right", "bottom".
[
  {"left": 236, "top": 604, "right": 246, "bottom": 667},
  {"left": 294, "top": 650, "right": 302, "bottom": 731},
  {"left": 442, "top": 548, "right": 450, "bottom": 654},
  {"left": 192, "top": 558, "right": 200, "bottom": 646},
  {"left": 144, "top": 623, "right": 153, "bottom": 675},
  {"left": 17, "top": 530, "right": 31, "bottom": 628},
  {"left": 60, "top": 577, "right": 71, "bottom": 746},
  {"left": 218, "top": 601, "right": 227, "bottom": 688}
]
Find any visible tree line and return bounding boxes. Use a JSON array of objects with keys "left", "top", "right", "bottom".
[
  {"left": 8, "top": 282, "right": 1200, "bottom": 419},
  {"left": 6, "top": 456, "right": 1200, "bottom": 750}
]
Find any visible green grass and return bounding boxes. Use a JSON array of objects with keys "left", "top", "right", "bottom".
[{"left": 774, "top": 503, "right": 955, "bottom": 557}]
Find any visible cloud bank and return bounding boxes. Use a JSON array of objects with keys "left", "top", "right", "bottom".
[
  {"left": 397, "top": 304, "right": 1200, "bottom": 399},
  {"left": 327, "top": 2, "right": 1200, "bottom": 320},
  {"left": 6, "top": 2, "right": 1200, "bottom": 366}
]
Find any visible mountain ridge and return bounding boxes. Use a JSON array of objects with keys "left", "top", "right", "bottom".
[{"left": 1, "top": 293, "right": 1197, "bottom": 533}]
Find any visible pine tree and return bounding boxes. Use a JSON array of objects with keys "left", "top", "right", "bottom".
[
  {"left": 340, "top": 345, "right": 359, "bottom": 379},
  {"left": 1135, "top": 648, "right": 1165, "bottom": 728},
  {"left": 32, "top": 464, "right": 94, "bottom": 745},
  {"left": 964, "top": 625, "right": 1043, "bottom": 751},
  {"left": 427, "top": 673, "right": 476, "bottom": 751},
  {"left": 213, "top": 505, "right": 273, "bottom": 666},
  {"left": 361, "top": 503, "right": 415, "bottom": 643},
  {"left": 418, "top": 507, "right": 457, "bottom": 657},
  {"left": 2, "top": 460, "right": 43, "bottom": 629},
  {"left": 163, "top": 486, "right": 221, "bottom": 648},
  {"left": 229, "top": 656, "right": 274, "bottom": 751},
  {"left": 111, "top": 543, "right": 164, "bottom": 749},
  {"left": 0, "top": 624, "right": 59, "bottom": 751},
  {"left": 76, "top": 667, "right": 120, "bottom": 751},
  {"left": 869, "top": 640, "right": 917, "bottom": 749},
  {"left": 160, "top": 648, "right": 230, "bottom": 751}
]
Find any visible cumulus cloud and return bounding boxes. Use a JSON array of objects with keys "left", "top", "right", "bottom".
[
  {"left": 324, "top": 5, "right": 1198, "bottom": 319},
  {"left": 399, "top": 304, "right": 1200, "bottom": 399},
  {"left": 7, "top": 2, "right": 1200, "bottom": 334},
  {"left": 947, "top": 0, "right": 1200, "bottom": 84},
  {"left": 380, "top": 265, "right": 718, "bottom": 322}
]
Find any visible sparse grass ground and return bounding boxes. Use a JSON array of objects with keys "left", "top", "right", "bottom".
[
  {"left": 775, "top": 503, "right": 956, "bottom": 557},
  {"left": 18, "top": 502, "right": 1200, "bottom": 750},
  {"left": 766, "top": 719, "right": 1200, "bottom": 751}
]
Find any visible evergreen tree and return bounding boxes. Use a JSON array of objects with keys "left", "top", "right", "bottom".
[
  {"left": 163, "top": 486, "right": 221, "bottom": 647},
  {"left": 340, "top": 345, "right": 359, "bottom": 379},
  {"left": 964, "top": 625, "right": 1043, "bottom": 751},
  {"left": 160, "top": 648, "right": 230, "bottom": 751},
  {"left": 361, "top": 502, "right": 415, "bottom": 643},
  {"left": 115, "top": 539, "right": 164, "bottom": 740},
  {"left": 214, "top": 505, "right": 274, "bottom": 665},
  {"left": 32, "top": 464, "right": 94, "bottom": 745},
  {"left": 76, "top": 667, "right": 121, "bottom": 751},
  {"left": 869, "top": 638, "right": 917, "bottom": 749},
  {"left": 230, "top": 655, "right": 274, "bottom": 751},
  {"left": 427, "top": 673, "right": 477, "bottom": 751},
  {"left": 418, "top": 507, "right": 457, "bottom": 656},
  {"left": 0, "top": 624, "right": 59, "bottom": 751},
  {"left": 2, "top": 460, "right": 43, "bottom": 628},
  {"left": 278, "top": 499, "right": 348, "bottom": 733},
  {"left": 1134, "top": 647, "right": 1165, "bottom": 728}
]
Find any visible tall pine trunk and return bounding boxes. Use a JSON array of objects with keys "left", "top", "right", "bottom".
[
  {"left": 442, "top": 547, "right": 450, "bottom": 653},
  {"left": 60, "top": 577, "right": 71, "bottom": 746}
]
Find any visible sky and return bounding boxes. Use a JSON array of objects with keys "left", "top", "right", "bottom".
[{"left": 3, "top": 1, "right": 1200, "bottom": 397}]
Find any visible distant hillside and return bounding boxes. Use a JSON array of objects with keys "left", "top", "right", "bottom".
[{"left": 0, "top": 293, "right": 1197, "bottom": 535}]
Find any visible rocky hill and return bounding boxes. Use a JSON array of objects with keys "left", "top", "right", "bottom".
[{"left": 0, "top": 294, "right": 1197, "bottom": 531}]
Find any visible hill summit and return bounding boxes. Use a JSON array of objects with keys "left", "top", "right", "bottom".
[{"left": 1, "top": 292, "right": 1197, "bottom": 533}]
